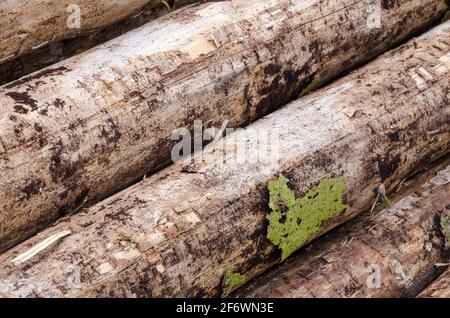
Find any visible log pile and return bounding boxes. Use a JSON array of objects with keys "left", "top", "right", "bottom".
[
  {"left": 0, "top": 0, "right": 449, "bottom": 298},
  {"left": 0, "top": 0, "right": 447, "bottom": 252}
]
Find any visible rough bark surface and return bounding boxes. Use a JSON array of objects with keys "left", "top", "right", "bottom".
[
  {"left": 0, "top": 0, "right": 194, "bottom": 65},
  {"left": 0, "top": 0, "right": 208, "bottom": 85},
  {"left": 235, "top": 161, "right": 450, "bottom": 298},
  {"left": 418, "top": 268, "right": 450, "bottom": 298},
  {"left": 0, "top": 20, "right": 449, "bottom": 298},
  {"left": 0, "top": 0, "right": 448, "bottom": 252}
]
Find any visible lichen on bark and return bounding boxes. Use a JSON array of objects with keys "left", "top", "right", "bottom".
[
  {"left": 223, "top": 269, "right": 246, "bottom": 296},
  {"left": 267, "top": 176, "right": 348, "bottom": 262}
]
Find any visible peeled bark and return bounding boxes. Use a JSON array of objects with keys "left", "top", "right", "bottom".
[
  {"left": 0, "top": 0, "right": 207, "bottom": 85},
  {"left": 0, "top": 0, "right": 447, "bottom": 252},
  {"left": 235, "top": 162, "right": 450, "bottom": 298},
  {"left": 418, "top": 268, "right": 450, "bottom": 298},
  {"left": 0, "top": 0, "right": 198, "bottom": 66},
  {"left": 0, "top": 20, "right": 449, "bottom": 298}
]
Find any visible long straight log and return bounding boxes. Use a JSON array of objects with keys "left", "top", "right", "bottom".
[
  {"left": 418, "top": 268, "right": 450, "bottom": 298},
  {"left": 0, "top": 20, "right": 449, "bottom": 298},
  {"left": 0, "top": 0, "right": 448, "bottom": 252},
  {"left": 0, "top": 0, "right": 207, "bottom": 85},
  {"left": 0, "top": 0, "right": 201, "bottom": 66},
  {"left": 0, "top": 0, "right": 155, "bottom": 64},
  {"left": 234, "top": 162, "right": 450, "bottom": 298}
]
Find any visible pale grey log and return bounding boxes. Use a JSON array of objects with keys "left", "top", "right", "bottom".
[
  {"left": 0, "top": 0, "right": 447, "bottom": 251},
  {"left": 0, "top": 20, "right": 449, "bottom": 297}
]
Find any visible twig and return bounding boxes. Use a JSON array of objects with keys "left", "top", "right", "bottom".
[{"left": 370, "top": 193, "right": 380, "bottom": 214}]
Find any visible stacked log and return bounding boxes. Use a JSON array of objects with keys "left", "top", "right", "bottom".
[
  {"left": 235, "top": 161, "right": 450, "bottom": 298},
  {"left": 0, "top": 0, "right": 448, "bottom": 252},
  {"left": 0, "top": 19, "right": 449, "bottom": 297},
  {"left": 0, "top": 0, "right": 208, "bottom": 66},
  {"left": 0, "top": 0, "right": 207, "bottom": 85}
]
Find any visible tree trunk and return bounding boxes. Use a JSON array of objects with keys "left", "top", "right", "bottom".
[
  {"left": 0, "top": 20, "right": 449, "bottom": 297},
  {"left": 418, "top": 268, "right": 450, "bottom": 298},
  {"left": 0, "top": 0, "right": 447, "bottom": 252},
  {"left": 0, "top": 0, "right": 202, "bottom": 66},
  {"left": 234, "top": 161, "right": 450, "bottom": 298},
  {"left": 0, "top": 0, "right": 208, "bottom": 85}
]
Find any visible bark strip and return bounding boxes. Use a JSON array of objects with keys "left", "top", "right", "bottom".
[
  {"left": 0, "top": 20, "right": 449, "bottom": 297},
  {"left": 235, "top": 161, "right": 450, "bottom": 298},
  {"left": 0, "top": 0, "right": 448, "bottom": 252}
]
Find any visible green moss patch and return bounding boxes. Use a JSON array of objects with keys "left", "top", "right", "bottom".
[
  {"left": 223, "top": 269, "right": 246, "bottom": 296},
  {"left": 267, "top": 176, "right": 348, "bottom": 262},
  {"left": 440, "top": 213, "right": 450, "bottom": 250}
]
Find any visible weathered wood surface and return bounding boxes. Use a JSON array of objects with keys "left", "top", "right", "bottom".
[
  {"left": 234, "top": 162, "right": 450, "bottom": 298},
  {"left": 0, "top": 0, "right": 447, "bottom": 252},
  {"left": 0, "top": 0, "right": 208, "bottom": 85},
  {"left": 0, "top": 0, "right": 199, "bottom": 65},
  {"left": 418, "top": 268, "right": 450, "bottom": 298},
  {"left": 0, "top": 20, "right": 449, "bottom": 298}
]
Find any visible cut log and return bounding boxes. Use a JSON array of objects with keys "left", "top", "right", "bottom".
[
  {"left": 0, "top": 0, "right": 156, "bottom": 64},
  {"left": 0, "top": 0, "right": 448, "bottom": 252},
  {"left": 0, "top": 20, "right": 449, "bottom": 298},
  {"left": 234, "top": 161, "right": 450, "bottom": 298},
  {"left": 418, "top": 268, "right": 450, "bottom": 298},
  {"left": 0, "top": 0, "right": 203, "bottom": 66},
  {"left": 0, "top": 0, "right": 207, "bottom": 85}
]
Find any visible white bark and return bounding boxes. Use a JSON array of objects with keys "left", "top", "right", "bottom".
[
  {"left": 0, "top": 0, "right": 447, "bottom": 251},
  {"left": 0, "top": 20, "right": 449, "bottom": 297},
  {"left": 0, "top": 0, "right": 165, "bottom": 65},
  {"left": 0, "top": 0, "right": 206, "bottom": 85}
]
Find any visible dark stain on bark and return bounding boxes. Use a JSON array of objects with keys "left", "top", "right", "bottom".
[
  {"left": 343, "top": 280, "right": 364, "bottom": 297},
  {"left": 33, "top": 122, "right": 47, "bottom": 147},
  {"left": 21, "top": 179, "right": 46, "bottom": 200},
  {"left": 57, "top": 188, "right": 89, "bottom": 217},
  {"left": 4, "top": 66, "right": 69, "bottom": 90},
  {"left": 255, "top": 63, "right": 317, "bottom": 119},
  {"left": 434, "top": 212, "right": 448, "bottom": 252},
  {"left": 53, "top": 98, "right": 66, "bottom": 109},
  {"left": 49, "top": 141, "right": 76, "bottom": 183},
  {"left": 387, "top": 129, "right": 401, "bottom": 142},
  {"left": 377, "top": 153, "right": 401, "bottom": 181},
  {"left": 381, "top": 0, "right": 401, "bottom": 10},
  {"left": 33, "top": 122, "right": 43, "bottom": 133},
  {"left": 263, "top": 63, "right": 282, "bottom": 76},
  {"left": 6, "top": 91, "right": 38, "bottom": 110},
  {"left": 99, "top": 118, "right": 122, "bottom": 143},
  {"left": 13, "top": 105, "right": 29, "bottom": 114}
]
